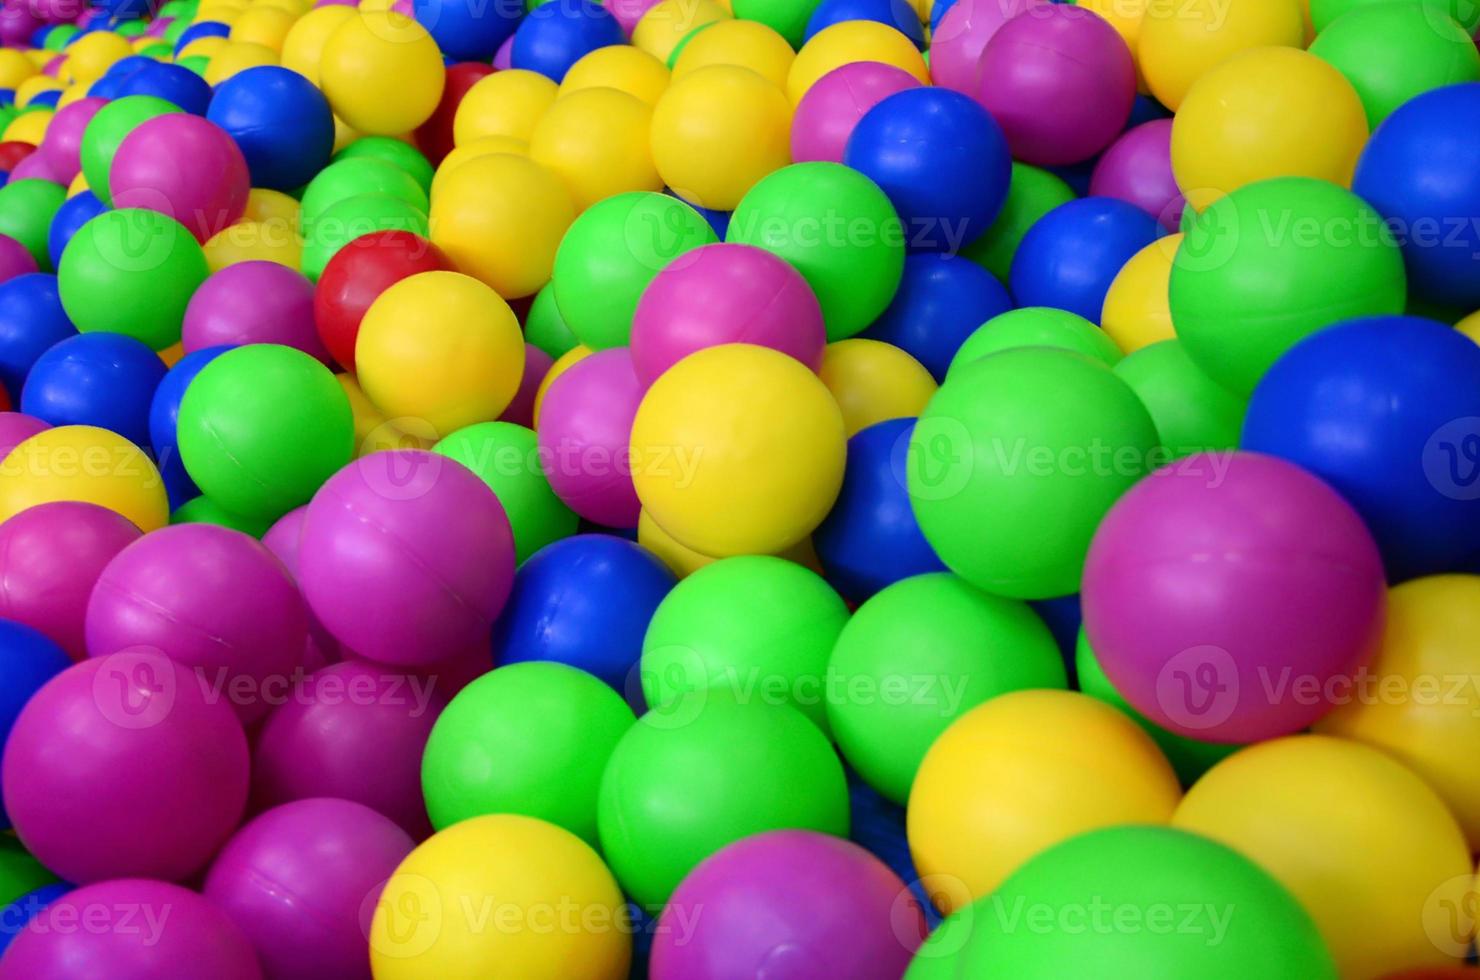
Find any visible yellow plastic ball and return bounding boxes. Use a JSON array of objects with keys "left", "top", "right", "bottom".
[
  {"left": 817, "top": 339, "right": 937, "bottom": 437},
  {"left": 672, "top": 18, "right": 794, "bottom": 89},
  {"left": 319, "top": 11, "right": 445, "bottom": 136},
  {"left": 907, "top": 689, "right": 1180, "bottom": 915},
  {"left": 430, "top": 136, "right": 528, "bottom": 202},
  {"left": 356, "top": 271, "right": 525, "bottom": 437},
  {"left": 1101, "top": 235, "right": 1178, "bottom": 353},
  {"left": 256, "top": 0, "right": 309, "bottom": 14},
  {"left": 204, "top": 220, "right": 303, "bottom": 271},
  {"left": 629, "top": 343, "right": 846, "bottom": 558},
  {"left": 177, "top": 35, "right": 228, "bottom": 62},
  {"left": 0, "top": 49, "right": 37, "bottom": 89},
  {"left": 62, "top": 31, "right": 132, "bottom": 85},
  {"left": 638, "top": 509, "right": 822, "bottom": 578},
  {"left": 204, "top": 41, "right": 279, "bottom": 86},
  {"left": 196, "top": 3, "right": 245, "bottom": 24},
  {"left": 368, "top": 814, "right": 631, "bottom": 980},
  {"left": 649, "top": 64, "right": 792, "bottom": 211},
  {"left": 14, "top": 74, "right": 60, "bottom": 108},
  {"left": 229, "top": 6, "right": 296, "bottom": 52},
  {"left": 1316, "top": 577, "right": 1480, "bottom": 849},
  {"left": 24, "top": 49, "right": 51, "bottom": 69},
  {"left": 787, "top": 21, "right": 930, "bottom": 104},
  {"left": 632, "top": 0, "right": 729, "bottom": 63},
  {"left": 453, "top": 69, "right": 556, "bottom": 148},
  {"left": 279, "top": 4, "right": 356, "bottom": 85},
  {"left": 1174, "top": 735, "right": 1475, "bottom": 977},
  {"left": 159, "top": 343, "right": 185, "bottom": 369},
  {"left": 1139, "top": 0, "right": 1304, "bottom": 110},
  {"left": 1457, "top": 310, "right": 1480, "bottom": 345},
  {"left": 1078, "top": 0, "right": 1148, "bottom": 71},
  {"left": 0, "top": 425, "right": 169, "bottom": 533},
  {"left": 66, "top": 172, "right": 89, "bottom": 198},
  {"left": 559, "top": 45, "right": 670, "bottom": 106},
  {"left": 243, "top": 187, "right": 300, "bottom": 227},
  {"left": 336, "top": 372, "right": 435, "bottom": 456},
  {"left": 1172, "top": 47, "right": 1368, "bottom": 212},
  {"left": 532, "top": 344, "right": 592, "bottom": 428},
  {"left": 55, "top": 85, "right": 91, "bottom": 109},
  {"left": 3, "top": 110, "right": 50, "bottom": 145},
  {"left": 531, "top": 87, "right": 660, "bottom": 210}
]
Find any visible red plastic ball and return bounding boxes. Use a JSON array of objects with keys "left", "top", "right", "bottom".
[
  {"left": 0, "top": 140, "right": 37, "bottom": 172},
  {"left": 415, "top": 62, "right": 496, "bottom": 165},
  {"left": 312, "top": 230, "right": 450, "bottom": 372}
]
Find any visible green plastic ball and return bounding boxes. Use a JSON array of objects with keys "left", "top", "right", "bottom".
[
  {"left": 42, "top": 25, "right": 77, "bottom": 50},
  {"left": 1310, "top": 3, "right": 1480, "bottom": 128},
  {"left": 176, "top": 344, "right": 354, "bottom": 520},
  {"left": 177, "top": 55, "right": 210, "bottom": 77},
  {"left": 158, "top": 0, "right": 197, "bottom": 17},
  {"left": 162, "top": 18, "right": 190, "bottom": 45},
  {"left": 729, "top": 0, "right": 825, "bottom": 46},
  {"left": 598, "top": 690, "right": 850, "bottom": 906},
  {"left": 299, "top": 157, "right": 428, "bottom": 233},
  {"left": 1169, "top": 177, "right": 1406, "bottom": 397},
  {"left": 728, "top": 161, "right": 906, "bottom": 341},
  {"left": 135, "top": 43, "right": 173, "bottom": 60},
  {"left": 115, "top": 20, "right": 148, "bottom": 36},
  {"left": 422, "top": 662, "right": 636, "bottom": 843},
  {"left": 58, "top": 208, "right": 209, "bottom": 351},
  {"left": 79, "top": 95, "right": 182, "bottom": 207},
  {"left": 333, "top": 136, "right": 435, "bottom": 195},
  {"left": 1311, "top": 0, "right": 1479, "bottom": 32},
  {"left": 550, "top": 191, "right": 717, "bottom": 351},
  {"left": 1112, "top": 339, "right": 1246, "bottom": 459},
  {"left": 826, "top": 572, "right": 1066, "bottom": 804},
  {"left": 950, "top": 826, "right": 1336, "bottom": 978},
  {"left": 947, "top": 307, "right": 1122, "bottom": 380},
  {"left": 0, "top": 179, "right": 65, "bottom": 271},
  {"left": 640, "top": 555, "right": 850, "bottom": 735},
  {"left": 908, "top": 348, "right": 1158, "bottom": 599},
  {"left": 524, "top": 282, "right": 579, "bottom": 359},
  {"left": 0, "top": 836, "right": 59, "bottom": 907},
  {"left": 432, "top": 421, "right": 578, "bottom": 564},
  {"left": 170, "top": 495, "right": 273, "bottom": 537},
  {"left": 962, "top": 163, "right": 1077, "bottom": 283},
  {"left": 300, "top": 193, "right": 431, "bottom": 282}
]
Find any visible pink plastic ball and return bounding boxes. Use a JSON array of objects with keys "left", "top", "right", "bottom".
[
  {"left": 297, "top": 450, "right": 515, "bottom": 666},
  {"left": 493, "top": 32, "right": 514, "bottom": 69},
  {"left": 791, "top": 62, "right": 923, "bottom": 165},
  {"left": 0, "top": 5, "right": 40, "bottom": 46},
  {"left": 1089, "top": 119, "right": 1184, "bottom": 230},
  {"left": 0, "top": 500, "right": 141, "bottom": 660},
  {"left": 182, "top": 261, "right": 332, "bottom": 364},
  {"left": 535, "top": 347, "right": 643, "bottom": 528},
  {"left": 498, "top": 342, "right": 553, "bottom": 427},
  {"left": 6, "top": 152, "right": 62, "bottom": 183},
  {"left": 929, "top": 0, "right": 1045, "bottom": 96},
  {"left": 631, "top": 242, "right": 826, "bottom": 386},
  {"left": 2, "top": 651, "right": 249, "bottom": 883},
  {"left": 1082, "top": 452, "right": 1387, "bottom": 744},
  {"left": 976, "top": 5, "right": 1136, "bottom": 166},
  {"left": 0, "top": 234, "right": 37, "bottom": 285},
  {"left": 262, "top": 503, "right": 342, "bottom": 661},
  {"left": 41, "top": 54, "right": 64, "bottom": 77},
  {"left": 0, "top": 411, "right": 49, "bottom": 459},
  {"left": 109, "top": 114, "right": 250, "bottom": 243},
  {"left": 608, "top": 0, "right": 662, "bottom": 35},
  {"left": 251, "top": 659, "right": 446, "bottom": 838},
  {"left": 37, "top": 95, "right": 104, "bottom": 183},
  {"left": 86, "top": 523, "right": 310, "bottom": 724},
  {"left": 204, "top": 798, "right": 414, "bottom": 980},
  {"left": 4, "top": 879, "right": 262, "bottom": 980}
]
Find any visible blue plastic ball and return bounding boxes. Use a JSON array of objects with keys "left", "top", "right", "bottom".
[
  {"left": 1353, "top": 83, "right": 1480, "bottom": 310},
  {"left": 510, "top": 0, "right": 623, "bottom": 83},
  {"left": 1127, "top": 92, "right": 1172, "bottom": 128},
  {"left": 0, "top": 882, "right": 72, "bottom": 954},
  {"left": 844, "top": 88, "right": 1011, "bottom": 253},
  {"left": 931, "top": 0, "right": 959, "bottom": 29},
  {"left": 864, "top": 252, "right": 1012, "bottom": 381},
  {"left": 207, "top": 66, "right": 335, "bottom": 192},
  {"left": 0, "top": 621, "right": 71, "bottom": 829},
  {"left": 115, "top": 61, "right": 214, "bottom": 116},
  {"left": 173, "top": 20, "right": 230, "bottom": 54},
  {"left": 46, "top": 191, "right": 106, "bottom": 272},
  {"left": 414, "top": 0, "right": 523, "bottom": 62},
  {"left": 20, "top": 332, "right": 166, "bottom": 449},
  {"left": 806, "top": 0, "right": 924, "bottom": 48},
  {"left": 1243, "top": 315, "right": 1480, "bottom": 581},
  {"left": 24, "top": 90, "right": 60, "bottom": 109},
  {"left": 148, "top": 344, "right": 233, "bottom": 509},
  {"left": 813, "top": 418, "right": 946, "bottom": 602},
  {"left": 492, "top": 533, "right": 676, "bottom": 695},
  {"left": 1010, "top": 196, "right": 1161, "bottom": 321},
  {"left": 0, "top": 274, "right": 75, "bottom": 405}
]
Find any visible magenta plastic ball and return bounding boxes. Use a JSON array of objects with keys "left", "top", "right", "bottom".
[
  {"left": 205, "top": 798, "right": 414, "bottom": 980},
  {"left": 4, "top": 879, "right": 262, "bottom": 980},
  {"left": 791, "top": 62, "right": 923, "bottom": 165},
  {"left": 37, "top": 96, "right": 104, "bottom": 183},
  {"left": 86, "top": 523, "right": 310, "bottom": 724},
  {"left": 0, "top": 500, "right": 141, "bottom": 660},
  {"left": 2, "top": 651, "right": 249, "bottom": 883},
  {"left": 535, "top": 347, "right": 643, "bottom": 528},
  {"left": 1089, "top": 119, "right": 1184, "bottom": 231},
  {"left": 0, "top": 411, "right": 50, "bottom": 459},
  {"left": 7, "top": 152, "right": 62, "bottom": 183},
  {"left": 108, "top": 113, "right": 251, "bottom": 243},
  {"left": 297, "top": 450, "right": 515, "bottom": 666},
  {"left": 1082, "top": 452, "right": 1387, "bottom": 744},
  {"left": 498, "top": 342, "right": 553, "bottom": 428},
  {"left": 630, "top": 242, "right": 826, "bottom": 385},
  {"left": 0, "top": 233, "right": 38, "bottom": 285},
  {"left": 976, "top": 5, "right": 1136, "bottom": 166},
  {"left": 251, "top": 659, "right": 445, "bottom": 838},
  {"left": 493, "top": 32, "right": 514, "bottom": 69},
  {"left": 608, "top": 0, "right": 661, "bottom": 34},
  {"left": 929, "top": 0, "right": 1046, "bottom": 96},
  {"left": 263, "top": 503, "right": 343, "bottom": 665},
  {"left": 652, "top": 830, "right": 926, "bottom": 980},
  {"left": 182, "top": 261, "right": 331, "bottom": 364},
  {"left": 0, "top": 5, "right": 39, "bottom": 45}
]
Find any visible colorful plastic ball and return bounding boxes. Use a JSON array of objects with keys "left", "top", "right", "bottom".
[
  {"left": 1089, "top": 119, "right": 1181, "bottom": 230},
  {"left": 599, "top": 690, "right": 849, "bottom": 906},
  {"left": 0, "top": 273, "right": 75, "bottom": 399},
  {"left": 357, "top": 270, "right": 524, "bottom": 437},
  {"left": 529, "top": 86, "right": 661, "bottom": 210},
  {"left": 299, "top": 191, "right": 430, "bottom": 282},
  {"left": 313, "top": 230, "right": 448, "bottom": 372},
  {"left": 0, "top": 413, "right": 49, "bottom": 465},
  {"left": 302, "top": 157, "right": 428, "bottom": 233},
  {"left": 113, "top": 60, "right": 213, "bottom": 115},
  {"left": 1312, "top": 0, "right": 1480, "bottom": 31},
  {"left": 1138, "top": 0, "right": 1304, "bottom": 110},
  {"left": 204, "top": 798, "right": 413, "bottom": 980},
  {"left": 0, "top": 880, "right": 70, "bottom": 957},
  {"left": 630, "top": 0, "right": 727, "bottom": 63},
  {"left": 2, "top": 651, "right": 247, "bottom": 882},
  {"left": 728, "top": 162, "right": 905, "bottom": 340},
  {"left": 0, "top": 234, "right": 36, "bottom": 287},
  {"left": 1083, "top": 452, "right": 1386, "bottom": 742},
  {"left": 948, "top": 307, "right": 1121, "bottom": 378},
  {"left": 791, "top": 62, "right": 920, "bottom": 165},
  {"left": 1243, "top": 316, "right": 1480, "bottom": 580},
  {"left": 415, "top": 61, "right": 495, "bottom": 164},
  {"left": 148, "top": 344, "right": 231, "bottom": 506},
  {"left": 0, "top": 424, "right": 169, "bottom": 532},
  {"left": 367, "top": 814, "right": 630, "bottom": 979},
  {"left": 0, "top": 621, "right": 68, "bottom": 816},
  {"left": 1170, "top": 177, "right": 1406, "bottom": 397},
  {"left": 57, "top": 208, "right": 209, "bottom": 351},
  {"left": 671, "top": 18, "right": 793, "bottom": 89},
  {"left": 279, "top": 5, "right": 355, "bottom": 85},
  {"left": 560, "top": 44, "right": 669, "bottom": 104},
  {"left": 182, "top": 262, "right": 325, "bottom": 365},
  {"left": 729, "top": 0, "right": 822, "bottom": 47},
  {"left": 335, "top": 136, "right": 437, "bottom": 197},
  {"left": 1354, "top": 83, "right": 1480, "bottom": 310},
  {"left": 298, "top": 450, "right": 514, "bottom": 665},
  {"left": 452, "top": 68, "right": 556, "bottom": 146},
  {"left": 319, "top": 11, "right": 445, "bottom": 135},
  {"left": 1098, "top": 234, "right": 1176, "bottom": 352},
  {"left": 654, "top": 830, "right": 924, "bottom": 980},
  {"left": 818, "top": 338, "right": 935, "bottom": 437},
  {"left": 44, "top": 188, "right": 104, "bottom": 271},
  {"left": 19, "top": 331, "right": 164, "bottom": 449},
  {"left": 864, "top": 253, "right": 1009, "bottom": 381},
  {"left": 35, "top": 95, "right": 102, "bottom": 183},
  {"left": 533, "top": 349, "right": 642, "bottom": 526},
  {"left": 413, "top": 0, "right": 521, "bottom": 61},
  {"left": 171, "top": 494, "right": 275, "bottom": 537},
  {"left": 1010, "top": 196, "right": 1160, "bottom": 323},
  {"left": 4, "top": 879, "right": 262, "bottom": 980},
  {"left": 806, "top": 0, "right": 922, "bottom": 45},
  {"left": 429, "top": 153, "right": 575, "bottom": 298},
  {"left": 1113, "top": 338, "right": 1245, "bottom": 457},
  {"left": 1175, "top": 736, "right": 1474, "bottom": 977},
  {"left": 206, "top": 66, "right": 334, "bottom": 191},
  {"left": 928, "top": 0, "right": 1041, "bottom": 93},
  {"left": 787, "top": 20, "right": 929, "bottom": 104},
  {"left": 0, "top": 179, "right": 63, "bottom": 272},
  {"left": 511, "top": 0, "right": 623, "bottom": 82},
  {"left": 77, "top": 93, "right": 180, "bottom": 206}
]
